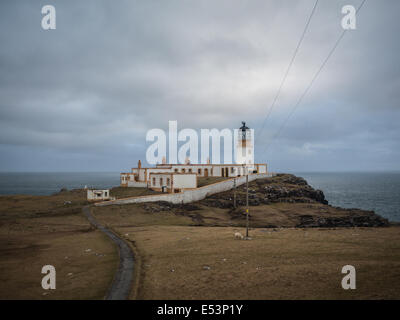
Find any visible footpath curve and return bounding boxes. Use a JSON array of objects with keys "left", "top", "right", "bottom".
[{"left": 83, "top": 206, "right": 134, "bottom": 300}]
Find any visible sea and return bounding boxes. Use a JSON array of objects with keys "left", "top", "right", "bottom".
[{"left": 0, "top": 171, "right": 399, "bottom": 222}]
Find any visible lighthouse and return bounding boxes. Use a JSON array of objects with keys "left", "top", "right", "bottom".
[{"left": 235, "top": 122, "right": 254, "bottom": 169}]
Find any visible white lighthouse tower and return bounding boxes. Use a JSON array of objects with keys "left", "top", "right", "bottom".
[{"left": 235, "top": 122, "right": 254, "bottom": 171}]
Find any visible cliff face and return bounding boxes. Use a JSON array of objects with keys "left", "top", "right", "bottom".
[
  {"left": 138, "top": 174, "right": 390, "bottom": 228},
  {"left": 201, "top": 174, "right": 329, "bottom": 207},
  {"left": 250, "top": 174, "right": 328, "bottom": 205},
  {"left": 198, "top": 174, "right": 390, "bottom": 228}
]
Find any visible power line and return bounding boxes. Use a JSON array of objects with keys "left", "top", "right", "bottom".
[
  {"left": 255, "top": 0, "right": 319, "bottom": 145},
  {"left": 262, "top": 0, "right": 367, "bottom": 154}
]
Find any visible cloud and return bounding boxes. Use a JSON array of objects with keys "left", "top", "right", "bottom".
[{"left": 0, "top": 0, "right": 399, "bottom": 171}]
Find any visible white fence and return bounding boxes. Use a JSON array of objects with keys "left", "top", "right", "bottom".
[{"left": 95, "top": 173, "right": 273, "bottom": 206}]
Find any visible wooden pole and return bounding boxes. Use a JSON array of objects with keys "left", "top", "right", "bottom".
[
  {"left": 233, "top": 178, "right": 237, "bottom": 208},
  {"left": 246, "top": 174, "right": 249, "bottom": 238}
]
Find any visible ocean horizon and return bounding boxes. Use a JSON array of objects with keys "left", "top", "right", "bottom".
[{"left": 0, "top": 171, "right": 399, "bottom": 222}]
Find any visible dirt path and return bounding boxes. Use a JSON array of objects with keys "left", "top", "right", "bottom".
[{"left": 83, "top": 206, "right": 134, "bottom": 300}]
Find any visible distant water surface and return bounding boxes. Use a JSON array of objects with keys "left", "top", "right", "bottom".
[
  {"left": 0, "top": 171, "right": 399, "bottom": 222},
  {"left": 0, "top": 172, "right": 120, "bottom": 196},
  {"left": 295, "top": 172, "right": 400, "bottom": 222}
]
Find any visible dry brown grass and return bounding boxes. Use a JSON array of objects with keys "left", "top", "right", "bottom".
[
  {"left": 90, "top": 192, "right": 400, "bottom": 300},
  {"left": 93, "top": 201, "right": 377, "bottom": 229},
  {"left": 2, "top": 182, "right": 399, "bottom": 300},
  {"left": 116, "top": 225, "right": 400, "bottom": 300},
  {"left": 93, "top": 204, "right": 195, "bottom": 228},
  {"left": 0, "top": 191, "right": 118, "bottom": 300},
  {"left": 197, "top": 177, "right": 229, "bottom": 187},
  {"left": 110, "top": 187, "right": 162, "bottom": 199},
  {"left": 0, "top": 189, "right": 88, "bottom": 219}
]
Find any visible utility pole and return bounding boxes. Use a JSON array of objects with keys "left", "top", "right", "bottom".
[
  {"left": 233, "top": 178, "right": 237, "bottom": 208},
  {"left": 245, "top": 173, "right": 249, "bottom": 238}
]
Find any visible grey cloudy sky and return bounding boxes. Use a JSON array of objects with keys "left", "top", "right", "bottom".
[{"left": 0, "top": 0, "right": 399, "bottom": 172}]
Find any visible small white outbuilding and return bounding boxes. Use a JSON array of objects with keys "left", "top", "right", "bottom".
[{"left": 87, "top": 189, "right": 113, "bottom": 202}]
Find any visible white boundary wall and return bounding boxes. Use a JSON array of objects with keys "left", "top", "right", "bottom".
[{"left": 95, "top": 173, "right": 272, "bottom": 206}]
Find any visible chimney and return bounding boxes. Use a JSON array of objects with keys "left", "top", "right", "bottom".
[{"left": 138, "top": 160, "right": 142, "bottom": 169}]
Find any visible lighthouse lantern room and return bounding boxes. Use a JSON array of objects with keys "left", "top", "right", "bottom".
[{"left": 236, "top": 121, "right": 254, "bottom": 168}]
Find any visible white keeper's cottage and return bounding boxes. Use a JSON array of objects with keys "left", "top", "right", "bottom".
[{"left": 120, "top": 122, "right": 267, "bottom": 193}]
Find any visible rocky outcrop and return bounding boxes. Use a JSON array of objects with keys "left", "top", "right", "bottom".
[
  {"left": 201, "top": 174, "right": 328, "bottom": 208},
  {"left": 257, "top": 174, "right": 328, "bottom": 205},
  {"left": 136, "top": 174, "right": 390, "bottom": 228},
  {"left": 262, "top": 185, "right": 327, "bottom": 204},
  {"left": 296, "top": 211, "right": 389, "bottom": 228}
]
